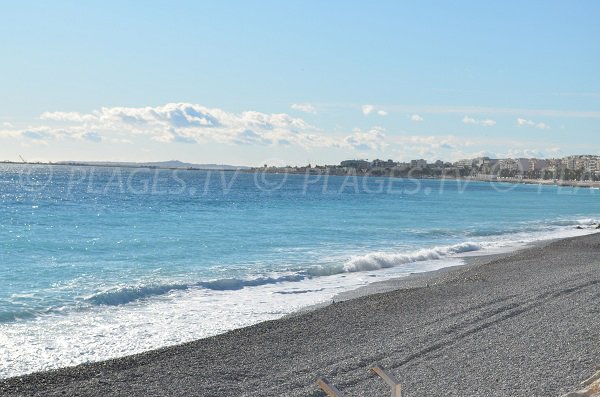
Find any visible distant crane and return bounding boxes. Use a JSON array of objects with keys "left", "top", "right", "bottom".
[{"left": 19, "top": 155, "right": 26, "bottom": 163}]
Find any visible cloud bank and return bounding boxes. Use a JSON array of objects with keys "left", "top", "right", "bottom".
[
  {"left": 0, "top": 102, "right": 572, "bottom": 163},
  {"left": 0, "top": 103, "right": 399, "bottom": 154},
  {"left": 344, "top": 127, "right": 387, "bottom": 151},
  {"left": 7, "top": 103, "right": 340, "bottom": 148}
]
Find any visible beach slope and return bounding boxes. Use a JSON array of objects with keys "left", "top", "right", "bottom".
[{"left": 2, "top": 234, "right": 600, "bottom": 397}]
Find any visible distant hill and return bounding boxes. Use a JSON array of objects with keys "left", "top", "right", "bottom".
[{"left": 56, "top": 160, "right": 248, "bottom": 170}]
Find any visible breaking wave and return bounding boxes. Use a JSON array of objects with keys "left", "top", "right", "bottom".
[
  {"left": 196, "top": 274, "right": 306, "bottom": 290},
  {"left": 85, "top": 274, "right": 309, "bottom": 306},
  {"left": 549, "top": 218, "right": 599, "bottom": 226},
  {"left": 85, "top": 242, "right": 485, "bottom": 306},
  {"left": 342, "top": 242, "right": 481, "bottom": 273},
  {"left": 85, "top": 283, "right": 189, "bottom": 306}
]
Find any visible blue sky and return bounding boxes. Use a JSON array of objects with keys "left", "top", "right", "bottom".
[{"left": 0, "top": 1, "right": 599, "bottom": 166}]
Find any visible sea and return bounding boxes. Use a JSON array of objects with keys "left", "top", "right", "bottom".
[{"left": 1, "top": 163, "right": 599, "bottom": 378}]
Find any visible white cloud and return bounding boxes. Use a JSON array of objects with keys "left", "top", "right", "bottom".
[
  {"left": 362, "top": 105, "right": 390, "bottom": 116},
  {"left": 0, "top": 129, "right": 20, "bottom": 138},
  {"left": 391, "top": 136, "right": 467, "bottom": 161},
  {"left": 4, "top": 125, "right": 104, "bottom": 143},
  {"left": 8, "top": 103, "right": 377, "bottom": 151},
  {"left": 517, "top": 118, "right": 534, "bottom": 127},
  {"left": 40, "top": 111, "right": 96, "bottom": 123},
  {"left": 5, "top": 103, "right": 564, "bottom": 162},
  {"left": 361, "top": 104, "right": 375, "bottom": 115},
  {"left": 344, "top": 127, "right": 387, "bottom": 151},
  {"left": 290, "top": 103, "right": 317, "bottom": 114},
  {"left": 517, "top": 118, "right": 550, "bottom": 129},
  {"left": 463, "top": 116, "right": 477, "bottom": 125},
  {"left": 2, "top": 122, "right": 13, "bottom": 128},
  {"left": 463, "top": 116, "right": 496, "bottom": 127},
  {"left": 9, "top": 103, "right": 342, "bottom": 148},
  {"left": 503, "top": 148, "right": 546, "bottom": 158},
  {"left": 410, "top": 114, "right": 424, "bottom": 122},
  {"left": 21, "top": 129, "right": 54, "bottom": 141},
  {"left": 547, "top": 147, "right": 561, "bottom": 154}
]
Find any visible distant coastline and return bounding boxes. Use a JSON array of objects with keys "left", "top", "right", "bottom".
[
  {"left": 3, "top": 160, "right": 600, "bottom": 189},
  {"left": 245, "top": 155, "right": 600, "bottom": 187},
  {"left": 242, "top": 166, "right": 600, "bottom": 189},
  {"left": 0, "top": 160, "right": 248, "bottom": 171}
]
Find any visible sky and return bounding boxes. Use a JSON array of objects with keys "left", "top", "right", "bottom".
[{"left": 0, "top": 1, "right": 599, "bottom": 166}]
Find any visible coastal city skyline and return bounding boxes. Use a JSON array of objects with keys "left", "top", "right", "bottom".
[
  {"left": 7, "top": 153, "right": 600, "bottom": 169},
  {"left": 253, "top": 154, "right": 600, "bottom": 181},
  {"left": 1, "top": 1, "right": 599, "bottom": 165}
]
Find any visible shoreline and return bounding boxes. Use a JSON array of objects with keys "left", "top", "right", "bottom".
[
  {"left": 331, "top": 248, "right": 527, "bottom": 303},
  {"left": 1, "top": 219, "right": 596, "bottom": 380},
  {"left": 3, "top": 232, "right": 600, "bottom": 396},
  {"left": 330, "top": 233, "right": 592, "bottom": 305}
]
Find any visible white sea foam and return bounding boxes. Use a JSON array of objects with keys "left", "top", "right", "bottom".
[
  {"left": 83, "top": 243, "right": 485, "bottom": 307},
  {"left": 343, "top": 242, "right": 482, "bottom": 272},
  {"left": 1, "top": 262, "right": 444, "bottom": 379}
]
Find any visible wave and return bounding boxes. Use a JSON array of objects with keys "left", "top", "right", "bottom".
[
  {"left": 82, "top": 220, "right": 600, "bottom": 307},
  {"left": 341, "top": 242, "right": 481, "bottom": 273},
  {"left": 84, "top": 242, "right": 487, "bottom": 306},
  {"left": 86, "top": 274, "right": 309, "bottom": 306},
  {"left": 0, "top": 310, "right": 37, "bottom": 323},
  {"left": 85, "top": 283, "right": 189, "bottom": 306},
  {"left": 464, "top": 218, "right": 600, "bottom": 237},
  {"left": 548, "top": 218, "right": 599, "bottom": 226},
  {"left": 196, "top": 274, "right": 306, "bottom": 290}
]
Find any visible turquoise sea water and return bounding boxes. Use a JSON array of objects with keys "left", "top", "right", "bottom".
[{"left": 1, "top": 164, "right": 600, "bottom": 377}]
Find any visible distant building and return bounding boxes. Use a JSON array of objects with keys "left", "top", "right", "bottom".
[
  {"left": 454, "top": 159, "right": 474, "bottom": 169},
  {"left": 394, "top": 162, "right": 411, "bottom": 170},
  {"left": 498, "top": 159, "right": 519, "bottom": 172},
  {"left": 563, "top": 155, "right": 585, "bottom": 170},
  {"left": 528, "top": 158, "right": 548, "bottom": 172},
  {"left": 582, "top": 156, "right": 599, "bottom": 174},
  {"left": 561, "top": 155, "right": 600, "bottom": 173},
  {"left": 585, "top": 159, "right": 599, "bottom": 175},
  {"left": 340, "top": 160, "right": 370, "bottom": 169},
  {"left": 473, "top": 157, "right": 490, "bottom": 168},
  {"left": 410, "top": 159, "right": 427, "bottom": 168},
  {"left": 516, "top": 158, "right": 530, "bottom": 172},
  {"left": 371, "top": 159, "right": 396, "bottom": 168},
  {"left": 563, "top": 156, "right": 576, "bottom": 170},
  {"left": 480, "top": 158, "right": 499, "bottom": 174}
]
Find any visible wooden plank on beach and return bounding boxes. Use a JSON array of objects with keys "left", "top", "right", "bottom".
[
  {"left": 370, "top": 366, "right": 402, "bottom": 397},
  {"left": 316, "top": 377, "right": 347, "bottom": 397},
  {"left": 316, "top": 365, "right": 402, "bottom": 397},
  {"left": 582, "top": 370, "right": 600, "bottom": 387},
  {"left": 560, "top": 367, "right": 600, "bottom": 397}
]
